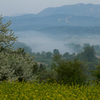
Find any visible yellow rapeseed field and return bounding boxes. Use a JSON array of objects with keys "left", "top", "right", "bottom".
[{"left": 0, "top": 82, "right": 100, "bottom": 100}]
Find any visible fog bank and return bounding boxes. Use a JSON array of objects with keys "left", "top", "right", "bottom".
[{"left": 15, "top": 30, "right": 100, "bottom": 54}]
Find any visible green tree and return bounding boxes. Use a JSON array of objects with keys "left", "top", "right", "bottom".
[
  {"left": 53, "top": 49, "right": 59, "bottom": 55},
  {"left": 77, "top": 46, "right": 97, "bottom": 62},
  {"left": 77, "top": 45, "right": 98, "bottom": 81},
  {"left": 0, "top": 16, "right": 38, "bottom": 82},
  {"left": 92, "top": 63, "right": 100, "bottom": 82},
  {"left": 0, "top": 16, "right": 17, "bottom": 52},
  {"left": 46, "top": 52, "right": 52, "bottom": 59},
  {"left": 52, "top": 57, "right": 86, "bottom": 85},
  {"left": 63, "top": 52, "right": 76, "bottom": 61},
  {"left": 41, "top": 51, "right": 46, "bottom": 59},
  {"left": 83, "top": 46, "right": 97, "bottom": 62}
]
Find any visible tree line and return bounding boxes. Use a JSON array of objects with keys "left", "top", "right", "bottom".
[{"left": 0, "top": 16, "right": 100, "bottom": 85}]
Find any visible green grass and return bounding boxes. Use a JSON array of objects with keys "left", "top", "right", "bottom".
[{"left": 0, "top": 82, "right": 100, "bottom": 100}]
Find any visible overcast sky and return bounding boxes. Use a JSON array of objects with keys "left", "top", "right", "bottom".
[{"left": 0, "top": 0, "right": 100, "bottom": 16}]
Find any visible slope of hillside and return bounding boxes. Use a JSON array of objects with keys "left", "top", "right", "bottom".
[
  {"left": 3, "top": 3, "right": 100, "bottom": 32},
  {"left": 37, "top": 3, "right": 100, "bottom": 17}
]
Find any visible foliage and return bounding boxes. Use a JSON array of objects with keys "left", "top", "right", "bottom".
[
  {"left": 77, "top": 45, "right": 97, "bottom": 62},
  {"left": 77, "top": 45, "right": 98, "bottom": 80},
  {"left": 63, "top": 52, "right": 76, "bottom": 61},
  {"left": 37, "top": 69, "right": 56, "bottom": 83},
  {"left": 0, "top": 48, "right": 38, "bottom": 82},
  {"left": 83, "top": 46, "right": 97, "bottom": 62},
  {"left": 92, "top": 63, "right": 100, "bottom": 82},
  {"left": 53, "top": 49, "right": 60, "bottom": 55},
  {"left": 32, "top": 51, "right": 53, "bottom": 66},
  {"left": 0, "top": 16, "right": 17, "bottom": 52},
  {"left": 0, "top": 16, "right": 38, "bottom": 82},
  {"left": 32, "top": 46, "right": 99, "bottom": 83},
  {"left": 1, "top": 15, "right": 100, "bottom": 84},
  {"left": 52, "top": 55, "right": 86, "bottom": 85},
  {"left": 0, "top": 82, "right": 100, "bottom": 100}
]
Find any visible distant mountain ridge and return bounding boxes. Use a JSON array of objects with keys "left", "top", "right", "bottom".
[
  {"left": 3, "top": 3, "right": 100, "bottom": 32},
  {"left": 37, "top": 3, "right": 100, "bottom": 17}
]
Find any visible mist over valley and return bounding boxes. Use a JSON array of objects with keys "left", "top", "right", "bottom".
[
  {"left": 14, "top": 30, "right": 100, "bottom": 54},
  {"left": 3, "top": 3, "right": 100, "bottom": 54}
]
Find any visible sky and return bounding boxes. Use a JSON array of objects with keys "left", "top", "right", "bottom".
[{"left": 0, "top": 0, "right": 100, "bottom": 16}]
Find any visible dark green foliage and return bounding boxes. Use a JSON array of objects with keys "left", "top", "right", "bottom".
[
  {"left": 63, "top": 52, "right": 76, "bottom": 61},
  {"left": 93, "top": 45, "right": 100, "bottom": 56},
  {"left": 32, "top": 51, "right": 53, "bottom": 66},
  {"left": 82, "top": 46, "right": 97, "bottom": 62},
  {"left": 52, "top": 53, "right": 62, "bottom": 64},
  {"left": 46, "top": 52, "right": 52, "bottom": 59},
  {"left": 32, "top": 62, "right": 38, "bottom": 75},
  {"left": 37, "top": 65, "right": 56, "bottom": 83},
  {"left": 77, "top": 45, "right": 98, "bottom": 80},
  {"left": 77, "top": 46, "right": 98, "bottom": 69},
  {"left": 92, "top": 63, "right": 100, "bottom": 82},
  {"left": 77, "top": 45, "right": 97, "bottom": 62},
  {"left": 53, "top": 49, "right": 59, "bottom": 55},
  {"left": 52, "top": 57, "right": 86, "bottom": 85}
]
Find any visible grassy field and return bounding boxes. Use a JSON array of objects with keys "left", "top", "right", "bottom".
[{"left": 0, "top": 82, "right": 100, "bottom": 100}]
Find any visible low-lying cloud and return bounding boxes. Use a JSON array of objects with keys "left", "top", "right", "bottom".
[{"left": 15, "top": 30, "right": 100, "bottom": 54}]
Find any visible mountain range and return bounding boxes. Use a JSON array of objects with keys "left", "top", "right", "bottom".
[{"left": 3, "top": 3, "right": 100, "bottom": 33}]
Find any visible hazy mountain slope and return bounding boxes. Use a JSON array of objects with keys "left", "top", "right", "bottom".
[
  {"left": 37, "top": 3, "right": 100, "bottom": 17},
  {"left": 3, "top": 14, "right": 100, "bottom": 31},
  {"left": 3, "top": 3, "right": 100, "bottom": 32}
]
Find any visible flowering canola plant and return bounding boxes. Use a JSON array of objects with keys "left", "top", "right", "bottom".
[{"left": 0, "top": 82, "right": 100, "bottom": 100}]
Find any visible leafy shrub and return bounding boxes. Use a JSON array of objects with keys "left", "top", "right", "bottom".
[
  {"left": 52, "top": 55, "right": 86, "bottom": 85},
  {"left": 0, "top": 16, "right": 38, "bottom": 82},
  {"left": 92, "top": 64, "right": 100, "bottom": 83}
]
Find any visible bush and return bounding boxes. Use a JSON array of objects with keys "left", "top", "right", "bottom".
[
  {"left": 0, "top": 50, "right": 38, "bottom": 82},
  {"left": 0, "top": 16, "right": 38, "bottom": 82},
  {"left": 92, "top": 64, "right": 100, "bottom": 83},
  {"left": 52, "top": 56, "right": 86, "bottom": 85}
]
